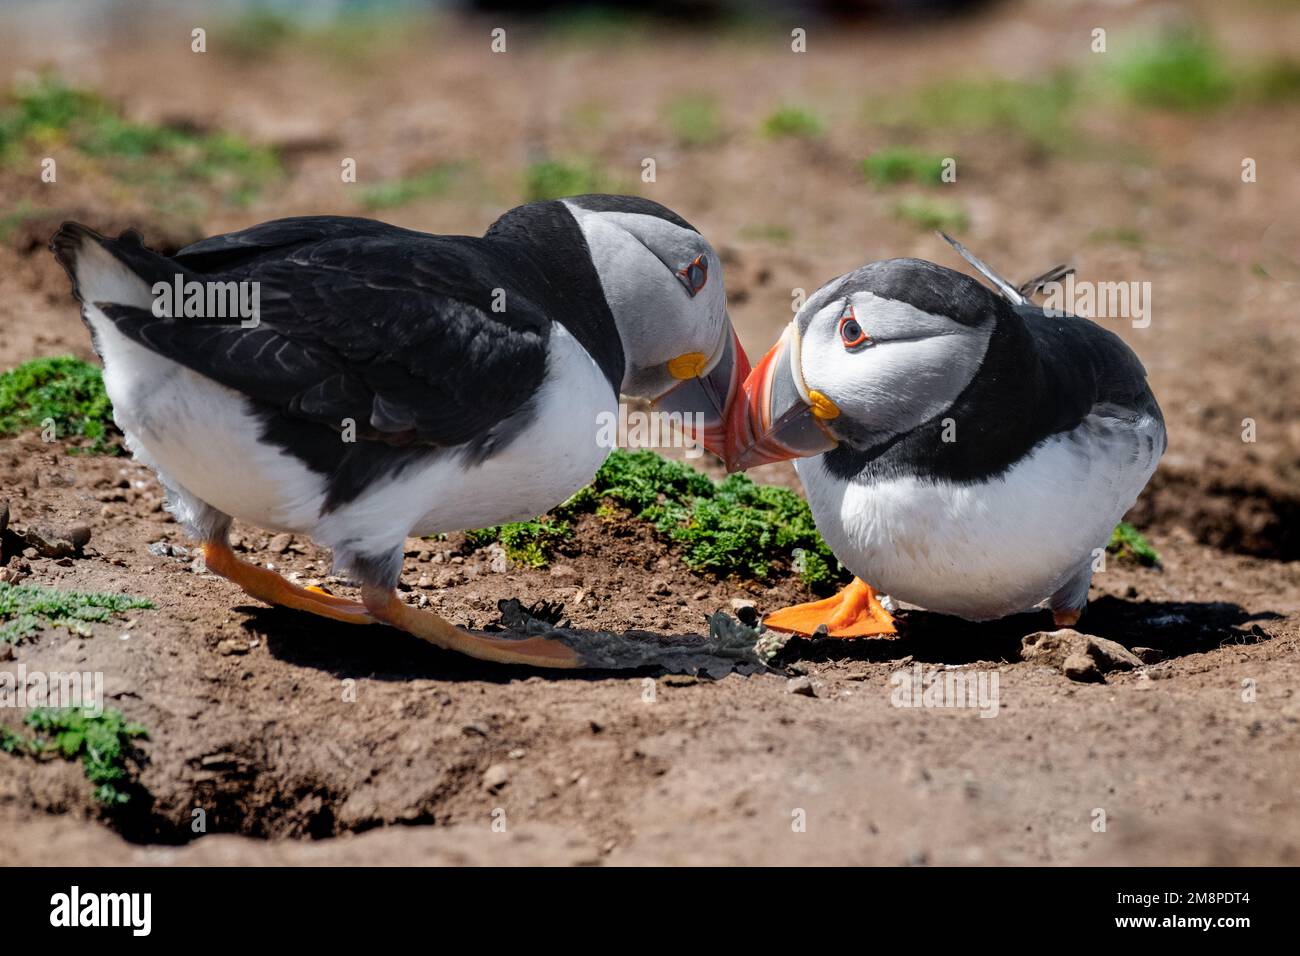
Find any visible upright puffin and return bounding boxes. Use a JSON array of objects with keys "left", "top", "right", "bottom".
[
  {"left": 52, "top": 195, "right": 749, "bottom": 668},
  {"left": 725, "top": 236, "right": 1165, "bottom": 636}
]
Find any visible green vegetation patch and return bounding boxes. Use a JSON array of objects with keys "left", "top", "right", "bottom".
[
  {"left": 0, "top": 708, "right": 148, "bottom": 805},
  {"left": 464, "top": 519, "right": 573, "bottom": 570},
  {"left": 0, "top": 582, "right": 153, "bottom": 643},
  {"left": 467, "top": 450, "right": 846, "bottom": 591},
  {"left": 861, "top": 146, "right": 950, "bottom": 187},
  {"left": 0, "top": 73, "right": 280, "bottom": 205},
  {"left": 360, "top": 163, "right": 464, "bottom": 210},
  {"left": 879, "top": 72, "right": 1078, "bottom": 147},
  {"left": 1107, "top": 522, "right": 1161, "bottom": 567},
  {"left": 738, "top": 223, "right": 793, "bottom": 244},
  {"left": 893, "top": 196, "right": 969, "bottom": 232},
  {"left": 524, "top": 158, "right": 614, "bottom": 202},
  {"left": 666, "top": 94, "right": 724, "bottom": 147},
  {"left": 761, "top": 105, "right": 825, "bottom": 140},
  {"left": 1113, "top": 33, "right": 1233, "bottom": 111},
  {"left": 0, "top": 356, "right": 118, "bottom": 454}
]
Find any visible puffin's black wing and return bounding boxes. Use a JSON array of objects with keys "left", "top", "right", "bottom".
[
  {"left": 172, "top": 215, "right": 431, "bottom": 271},
  {"left": 97, "top": 225, "right": 551, "bottom": 449},
  {"left": 1018, "top": 305, "right": 1163, "bottom": 427}
]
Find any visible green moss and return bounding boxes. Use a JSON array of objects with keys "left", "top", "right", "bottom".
[
  {"left": 893, "top": 196, "right": 969, "bottom": 232},
  {"left": 861, "top": 147, "right": 949, "bottom": 187},
  {"left": 2, "top": 708, "right": 148, "bottom": 805},
  {"left": 360, "top": 163, "right": 463, "bottom": 210},
  {"left": 1113, "top": 33, "right": 1233, "bottom": 111},
  {"left": 761, "top": 105, "right": 824, "bottom": 140},
  {"left": 0, "top": 581, "right": 153, "bottom": 643},
  {"left": 464, "top": 450, "right": 845, "bottom": 591},
  {"left": 0, "top": 200, "right": 52, "bottom": 244},
  {"left": 1107, "top": 522, "right": 1161, "bottom": 566},
  {"left": 878, "top": 72, "right": 1078, "bottom": 147},
  {"left": 0, "top": 73, "right": 280, "bottom": 205},
  {"left": 464, "top": 519, "right": 572, "bottom": 569},
  {"left": 524, "top": 158, "right": 612, "bottom": 201},
  {"left": 0, "top": 356, "right": 119, "bottom": 454},
  {"left": 221, "top": 8, "right": 299, "bottom": 60},
  {"left": 1088, "top": 227, "right": 1144, "bottom": 246},
  {"left": 666, "top": 94, "right": 724, "bottom": 147},
  {"left": 1242, "top": 57, "right": 1300, "bottom": 103},
  {"left": 737, "top": 223, "right": 793, "bottom": 243}
]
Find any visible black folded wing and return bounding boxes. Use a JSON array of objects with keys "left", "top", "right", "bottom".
[{"left": 102, "top": 219, "right": 551, "bottom": 449}]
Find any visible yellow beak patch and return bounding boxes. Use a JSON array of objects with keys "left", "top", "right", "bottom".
[
  {"left": 807, "top": 390, "right": 840, "bottom": 420},
  {"left": 667, "top": 351, "right": 708, "bottom": 380}
]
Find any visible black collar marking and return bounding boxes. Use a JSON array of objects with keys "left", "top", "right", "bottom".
[
  {"left": 822, "top": 291, "right": 1163, "bottom": 486},
  {"left": 484, "top": 200, "right": 625, "bottom": 394}
]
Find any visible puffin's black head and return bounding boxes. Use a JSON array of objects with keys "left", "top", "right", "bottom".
[{"left": 725, "top": 258, "right": 1014, "bottom": 471}]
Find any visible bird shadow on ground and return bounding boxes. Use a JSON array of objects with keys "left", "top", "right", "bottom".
[
  {"left": 240, "top": 603, "right": 755, "bottom": 684},
  {"left": 779, "top": 596, "right": 1284, "bottom": 667}
]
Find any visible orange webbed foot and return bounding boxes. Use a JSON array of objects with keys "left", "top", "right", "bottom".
[{"left": 762, "top": 578, "right": 897, "bottom": 638}]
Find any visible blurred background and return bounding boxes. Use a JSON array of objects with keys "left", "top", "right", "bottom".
[{"left": 1, "top": 0, "right": 1297, "bottom": 555}]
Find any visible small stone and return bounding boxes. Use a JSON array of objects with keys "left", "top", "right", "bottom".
[
  {"left": 549, "top": 564, "right": 579, "bottom": 580},
  {"left": 416, "top": 575, "right": 431, "bottom": 588},
  {"left": 482, "top": 763, "right": 510, "bottom": 793},
  {"left": 216, "top": 639, "right": 249, "bottom": 656},
  {"left": 0, "top": 643, "right": 13, "bottom": 662},
  {"left": 692, "top": 589, "right": 709, "bottom": 601},
  {"left": 1020, "top": 628, "right": 1087, "bottom": 668},
  {"left": 651, "top": 579, "right": 671, "bottom": 596},
  {"left": 786, "top": 676, "right": 816, "bottom": 697},
  {"left": 1132, "top": 646, "right": 1164, "bottom": 664},
  {"left": 485, "top": 543, "right": 508, "bottom": 574},
  {"left": 463, "top": 721, "right": 491, "bottom": 737},
  {"left": 1063, "top": 653, "right": 1102, "bottom": 683},
  {"left": 267, "top": 533, "right": 293, "bottom": 554},
  {"left": 1085, "top": 636, "right": 1143, "bottom": 671},
  {"left": 508, "top": 747, "right": 526, "bottom": 760}
]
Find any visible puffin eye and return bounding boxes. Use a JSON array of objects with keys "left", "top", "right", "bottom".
[
  {"left": 678, "top": 254, "right": 708, "bottom": 296},
  {"left": 839, "top": 308, "right": 870, "bottom": 350}
]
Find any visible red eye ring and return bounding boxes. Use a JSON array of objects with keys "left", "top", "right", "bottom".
[
  {"left": 678, "top": 254, "right": 708, "bottom": 296},
  {"left": 839, "top": 308, "right": 870, "bottom": 349}
]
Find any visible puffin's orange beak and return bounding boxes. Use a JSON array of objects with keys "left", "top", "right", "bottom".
[
  {"left": 724, "top": 321, "right": 840, "bottom": 472},
  {"left": 652, "top": 324, "right": 750, "bottom": 459}
]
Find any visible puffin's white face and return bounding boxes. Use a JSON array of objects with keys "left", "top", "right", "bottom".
[
  {"left": 725, "top": 270, "right": 994, "bottom": 472},
  {"left": 568, "top": 203, "right": 749, "bottom": 456}
]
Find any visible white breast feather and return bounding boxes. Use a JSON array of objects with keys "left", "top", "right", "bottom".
[{"left": 796, "top": 410, "right": 1164, "bottom": 620}]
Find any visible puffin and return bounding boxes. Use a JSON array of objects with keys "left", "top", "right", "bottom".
[
  {"left": 725, "top": 235, "right": 1165, "bottom": 637},
  {"left": 51, "top": 195, "right": 749, "bottom": 669}
]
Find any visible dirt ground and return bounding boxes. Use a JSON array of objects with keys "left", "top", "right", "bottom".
[{"left": 1, "top": 1, "right": 1298, "bottom": 865}]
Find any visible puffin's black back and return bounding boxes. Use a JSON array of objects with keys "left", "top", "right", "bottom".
[{"left": 822, "top": 274, "right": 1164, "bottom": 485}]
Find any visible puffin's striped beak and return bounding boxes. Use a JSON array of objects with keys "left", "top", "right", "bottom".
[
  {"left": 724, "top": 320, "right": 840, "bottom": 472},
  {"left": 652, "top": 324, "right": 751, "bottom": 459}
]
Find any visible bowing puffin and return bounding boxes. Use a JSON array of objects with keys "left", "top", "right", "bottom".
[
  {"left": 725, "top": 235, "right": 1165, "bottom": 636},
  {"left": 52, "top": 196, "right": 749, "bottom": 669}
]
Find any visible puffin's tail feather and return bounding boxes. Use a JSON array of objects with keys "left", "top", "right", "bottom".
[
  {"left": 937, "top": 231, "right": 1074, "bottom": 307},
  {"left": 50, "top": 222, "right": 190, "bottom": 315},
  {"left": 1017, "top": 263, "right": 1075, "bottom": 300},
  {"left": 937, "top": 231, "right": 1025, "bottom": 305}
]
